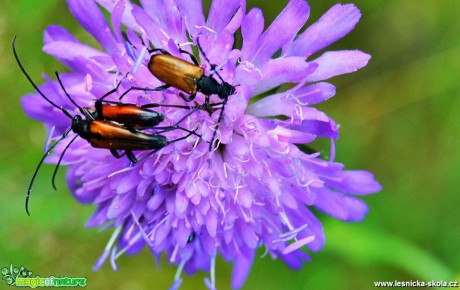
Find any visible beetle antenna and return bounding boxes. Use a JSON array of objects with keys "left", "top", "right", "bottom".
[
  {"left": 12, "top": 36, "right": 73, "bottom": 119},
  {"left": 26, "top": 127, "right": 72, "bottom": 216},
  {"left": 209, "top": 99, "right": 227, "bottom": 152},
  {"left": 51, "top": 135, "right": 78, "bottom": 190},
  {"left": 55, "top": 72, "right": 86, "bottom": 115},
  {"left": 196, "top": 37, "right": 226, "bottom": 84}
]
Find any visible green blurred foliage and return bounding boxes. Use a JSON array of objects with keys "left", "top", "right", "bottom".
[{"left": 0, "top": 0, "right": 459, "bottom": 289}]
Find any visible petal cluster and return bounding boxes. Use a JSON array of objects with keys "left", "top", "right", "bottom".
[{"left": 21, "top": 0, "right": 381, "bottom": 289}]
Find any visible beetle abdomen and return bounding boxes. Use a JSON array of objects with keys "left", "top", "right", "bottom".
[
  {"left": 101, "top": 104, "right": 164, "bottom": 128},
  {"left": 89, "top": 121, "right": 167, "bottom": 150},
  {"left": 148, "top": 54, "right": 204, "bottom": 94}
]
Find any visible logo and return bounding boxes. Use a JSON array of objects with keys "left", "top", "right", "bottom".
[
  {"left": 1, "top": 264, "right": 33, "bottom": 286},
  {"left": 1, "top": 264, "right": 86, "bottom": 288}
]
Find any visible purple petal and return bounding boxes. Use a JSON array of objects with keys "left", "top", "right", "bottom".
[
  {"left": 207, "top": 0, "right": 241, "bottom": 33},
  {"left": 67, "top": 0, "right": 118, "bottom": 54},
  {"left": 94, "top": 186, "right": 115, "bottom": 204},
  {"left": 43, "top": 40, "right": 110, "bottom": 76},
  {"left": 282, "top": 118, "right": 339, "bottom": 140},
  {"left": 176, "top": 0, "right": 205, "bottom": 37},
  {"left": 280, "top": 249, "right": 311, "bottom": 270},
  {"left": 287, "top": 4, "right": 361, "bottom": 57},
  {"left": 175, "top": 221, "right": 192, "bottom": 247},
  {"left": 327, "top": 170, "right": 382, "bottom": 195},
  {"left": 131, "top": 4, "right": 168, "bottom": 47},
  {"left": 21, "top": 93, "right": 67, "bottom": 130},
  {"left": 254, "top": 58, "right": 317, "bottom": 95},
  {"left": 236, "top": 187, "right": 252, "bottom": 208},
  {"left": 110, "top": 0, "right": 126, "bottom": 42},
  {"left": 225, "top": 0, "right": 245, "bottom": 34},
  {"left": 85, "top": 206, "right": 109, "bottom": 228},
  {"left": 107, "top": 193, "right": 135, "bottom": 219},
  {"left": 241, "top": 8, "right": 264, "bottom": 60},
  {"left": 140, "top": 0, "right": 163, "bottom": 20},
  {"left": 268, "top": 126, "right": 316, "bottom": 144},
  {"left": 96, "top": 0, "right": 139, "bottom": 31},
  {"left": 175, "top": 192, "right": 189, "bottom": 216},
  {"left": 136, "top": 178, "right": 151, "bottom": 198},
  {"left": 250, "top": 0, "right": 310, "bottom": 66},
  {"left": 44, "top": 25, "right": 79, "bottom": 44},
  {"left": 231, "top": 248, "right": 255, "bottom": 289},
  {"left": 247, "top": 95, "right": 331, "bottom": 120},
  {"left": 293, "top": 82, "right": 336, "bottom": 105},
  {"left": 201, "top": 31, "right": 235, "bottom": 66},
  {"left": 314, "top": 188, "right": 369, "bottom": 221},
  {"left": 115, "top": 170, "right": 139, "bottom": 194},
  {"left": 162, "top": 0, "right": 187, "bottom": 42},
  {"left": 201, "top": 230, "right": 217, "bottom": 257},
  {"left": 206, "top": 211, "right": 217, "bottom": 237},
  {"left": 306, "top": 50, "right": 371, "bottom": 82},
  {"left": 280, "top": 192, "right": 298, "bottom": 209},
  {"left": 285, "top": 207, "right": 325, "bottom": 251},
  {"left": 236, "top": 220, "right": 258, "bottom": 248}
]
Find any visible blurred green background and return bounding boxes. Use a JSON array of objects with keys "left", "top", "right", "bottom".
[{"left": 1, "top": 0, "right": 459, "bottom": 289}]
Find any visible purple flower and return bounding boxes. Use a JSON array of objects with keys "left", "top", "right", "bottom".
[{"left": 21, "top": 0, "right": 381, "bottom": 289}]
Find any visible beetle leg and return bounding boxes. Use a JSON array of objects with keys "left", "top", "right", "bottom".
[
  {"left": 118, "top": 85, "right": 171, "bottom": 101},
  {"left": 98, "top": 77, "right": 125, "bottom": 101},
  {"left": 125, "top": 124, "right": 138, "bottom": 133},
  {"left": 110, "top": 149, "right": 123, "bottom": 159},
  {"left": 141, "top": 103, "right": 195, "bottom": 110},
  {"left": 154, "top": 126, "right": 202, "bottom": 138},
  {"left": 166, "top": 128, "right": 198, "bottom": 145},
  {"left": 151, "top": 84, "right": 171, "bottom": 91},
  {"left": 209, "top": 98, "right": 228, "bottom": 151},
  {"left": 135, "top": 129, "right": 198, "bottom": 163},
  {"left": 125, "top": 151, "right": 139, "bottom": 163},
  {"left": 153, "top": 106, "right": 202, "bottom": 137},
  {"left": 179, "top": 48, "right": 200, "bottom": 66},
  {"left": 148, "top": 48, "right": 171, "bottom": 55},
  {"left": 179, "top": 92, "right": 196, "bottom": 102}
]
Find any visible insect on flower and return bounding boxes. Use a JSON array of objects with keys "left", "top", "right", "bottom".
[
  {"left": 96, "top": 76, "right": 209, "bottom": 129},
  {"left": 147, "top": 39, "right": 237, "bottom": 151},
  {"left": 20, "top": 0, "right": 382, "bottom": 289},
  {"left": 112, "top": 37, "right": 237, "bottom": 151},
  {"left": 13, "top": 36, "right": 199, "bottom": 215}
]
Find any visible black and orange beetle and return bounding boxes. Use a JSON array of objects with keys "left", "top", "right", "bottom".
[
  {"left": 93, "top": 76, "right": 205, "bottom": 129},
  {"left": 13, "top": 37, "right": 198, "bottom": 215},
  {"left": 117, "top": 38, "right": 237, "bottom": 151},
  {"left": 147, "top": 39, "right": 237, "bottom": 151}
]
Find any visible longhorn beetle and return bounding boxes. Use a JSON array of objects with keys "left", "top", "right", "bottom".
[
  {"left": 93, "top": 76, "right": 206, "bottom": 129},
  {"left": 114, "top": 37, "right": 237, "bottom": 151},
  {"left": 13, "top": 37, "right": 199, "bottom": 215}
]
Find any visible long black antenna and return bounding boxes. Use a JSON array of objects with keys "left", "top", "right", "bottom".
[
  {"left": 196, "top": 37, "right": 226, "bottom": 84},
  {"left": 12, "top": 36, "right": 73, "bottom": 119},
  {"left": 55, "top": 72, "right": 85, "bottom": 115},
  {"left": 209, "top": 99, "right": 227, "bottom": 152},
  {"left": 195, "top": 37, "right": 233, "bottom": 152},
  {"left": 26, "top": 128, "right": 72, "bottom": 216},
  {"left": 51, "top": 135, "right": 78, "bottom": 190}
]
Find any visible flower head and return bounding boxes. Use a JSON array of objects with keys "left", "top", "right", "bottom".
[{"left": 21, "top": 0, "right": 381, "bottom": 288}]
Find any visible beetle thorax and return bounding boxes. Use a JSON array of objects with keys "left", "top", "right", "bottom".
[
  {"left": 196, "top": 75, "right": 220, "bottom": 96},
  {"left": 71, "top": 115, "right": 90, "bottom": 140},
  {"left": 218, "top": 82, "right": 236, "bottom": 99}
]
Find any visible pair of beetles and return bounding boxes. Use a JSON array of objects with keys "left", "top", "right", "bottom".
[{"left": 13, "top": 36, "right": 237, "bottom": 215}]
